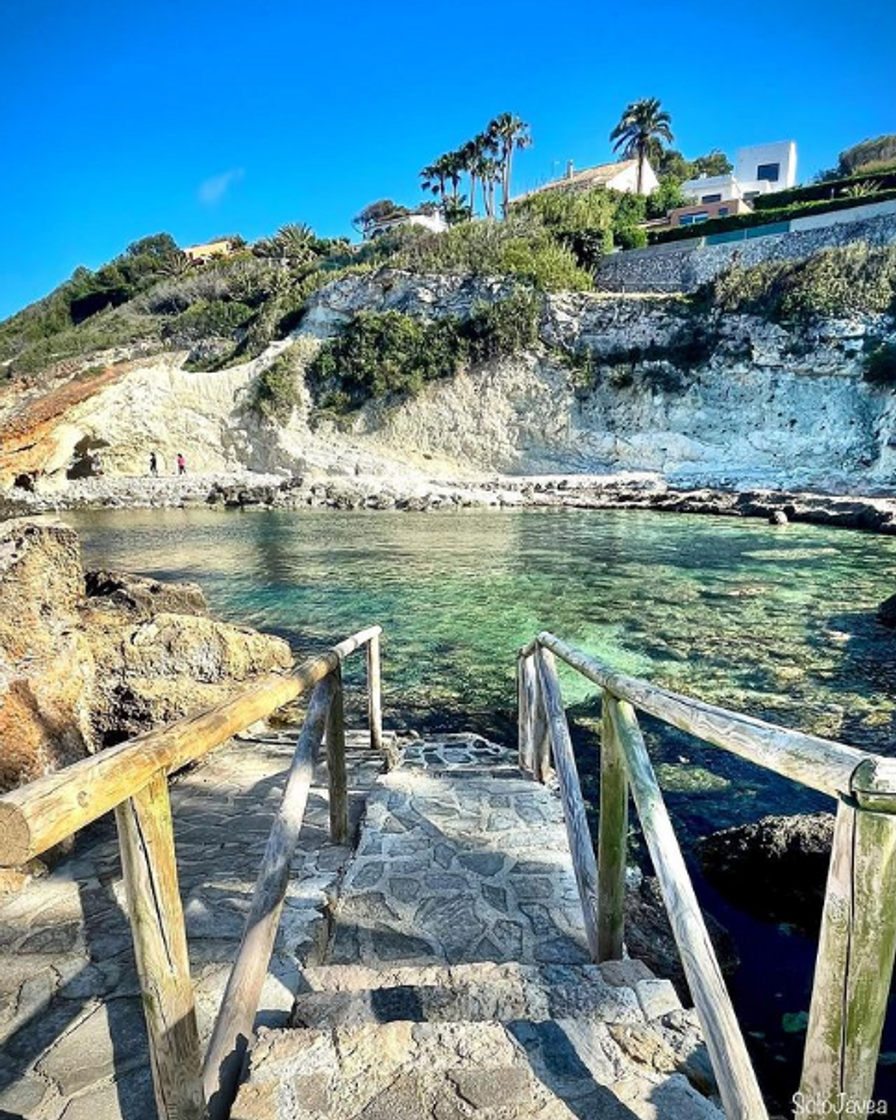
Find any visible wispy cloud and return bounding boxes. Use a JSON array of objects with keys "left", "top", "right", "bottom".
[{"left": 197, "top": 167, "right": 245, "bottom": 206}]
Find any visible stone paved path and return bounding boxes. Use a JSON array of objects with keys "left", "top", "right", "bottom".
[
  {"left": 329, "top": 736, "right": 592, "bottom": 969},
  {"left": 0, "top": 727, "right": 386, "bottom": 1120},
  {"left": 232, "top": 737, "right": 725, "bottom": 1120}
]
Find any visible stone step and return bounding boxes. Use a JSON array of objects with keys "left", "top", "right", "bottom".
[
  {"left": 290, "top": 961, "right": 673, "bottom": 1030},
  {"left": 231, "top": 1018, "right": 724, "bottom": 1120}
]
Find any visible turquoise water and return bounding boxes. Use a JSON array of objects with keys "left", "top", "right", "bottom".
[
  {"left": 67, "top": 506, "right": 896, "bottom": 1103},
  {"left": 68, "top": 506, "right": 896, "bottom": 751}
]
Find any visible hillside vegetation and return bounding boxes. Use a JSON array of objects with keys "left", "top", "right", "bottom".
[{"left": 2, "top": 205, "right": 896, "bottom": 406}]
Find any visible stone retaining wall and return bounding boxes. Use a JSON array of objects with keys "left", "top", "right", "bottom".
[{"left": 595, "top": 212, "right": 896, "bottom": 294}]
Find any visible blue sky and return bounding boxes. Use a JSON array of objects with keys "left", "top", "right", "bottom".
[{"left": 2, "top": 0, "right": 894, "bottom": 319}]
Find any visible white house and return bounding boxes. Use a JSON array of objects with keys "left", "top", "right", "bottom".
[
  {"left": 368, "top": 210, "right": 448, "bottom": 238},
  {"left": 514, "top": 157, "right": 660, "bottom": 201},
  {"left": 682, "top": 141, "right": 798, "bottom": 205}
]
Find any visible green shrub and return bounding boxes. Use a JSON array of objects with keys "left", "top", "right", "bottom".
[
  {"left": 308, "top": 293, "right": 541, "bottom": 411},
  {"left": 250, "top": 348, "right": 307, "bottom": 423},
  {"left": 462, "top": 291, "right": 540, "bottom": 363},
  {"left": 373, "top": 217, "right": 593, "bottom": 292},
  {"left": 6, "top": 306, "right": 163, "bottom": 375},
  {"left": 705, "top": 245, "right": 896, "bottom": 321},
  {"left": 615, "top": 226, "right": 648, "bottom": 251},
  {"left": 162, "top": 300, "right": 254, "bottom": 342},
  {"left": 863, "top": 341, "right": 896, "bottom": 385}
]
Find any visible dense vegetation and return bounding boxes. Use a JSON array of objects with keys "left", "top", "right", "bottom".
[
  {"left": 816, "top": 134, "right": 896, "bottom": 181},
  {"left": 863, "top": 341, "right": 896, "bottom": 386},
  {"left": 306, "top": 291, "right": 539, "bottom": 413},
  {"left": 705, "top": 244, "right": 896, "bottom": 322}
]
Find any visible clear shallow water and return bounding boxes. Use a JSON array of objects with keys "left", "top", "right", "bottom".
[{"left": 68, "top": 506, "right": 896, "bottom": 1103}]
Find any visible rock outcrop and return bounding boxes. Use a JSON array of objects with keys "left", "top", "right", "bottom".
[
  {"left": 0, "top": 517, "right": 293, "bottom": 794},
  {"left": 878, "top": 593, "right": 896, "bottom": 627},
  {"left": 1, "top": 270, "right": 894, "bottom": 497},
  {"left": 699, "top": 812, "right": 834, "bottom": 929}
]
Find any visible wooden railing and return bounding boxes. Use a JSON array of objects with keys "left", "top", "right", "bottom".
[
  {"left": 518, "top": 631, "right": 896, "bottom": 1120},
  {"left": 0, "top": 625, "right": 384, "bottom": 1120}
]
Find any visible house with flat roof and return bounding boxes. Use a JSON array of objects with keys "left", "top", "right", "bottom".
[
  {"left": 681, "top": 141, "right": 798, "bottom": 206},
  {"left": 514, "top": 157, "right": 659, "bottom": 201}
]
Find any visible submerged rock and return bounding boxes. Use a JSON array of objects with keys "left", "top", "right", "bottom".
[
  {"left": 879, "top": 593, "right": 896, "bottom": 628},
  {"left": 0, "top": 517, "right": 293, "bottom": 795},
  {"left": 625, "top": 875, "right": 739, "bottom": 1001},
  {"left": 699, "top": 812, "right": 834, "bottom": 929}
]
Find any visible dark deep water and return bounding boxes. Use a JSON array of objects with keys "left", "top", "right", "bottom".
[{"left": 67, "top": 506, "right": 896, "bottom": 1108}]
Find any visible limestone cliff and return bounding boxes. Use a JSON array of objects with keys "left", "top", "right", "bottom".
[{"left": 1, "top": 270, "right": 894, "bottom": 496}]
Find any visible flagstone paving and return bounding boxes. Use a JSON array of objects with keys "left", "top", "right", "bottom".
[{"left": 0, "top": 728, "right": 386, "bottom": 1120}]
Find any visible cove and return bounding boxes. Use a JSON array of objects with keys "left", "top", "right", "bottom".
[{"left": 67, "top": 505, "right": 896, "bottom": 1104}]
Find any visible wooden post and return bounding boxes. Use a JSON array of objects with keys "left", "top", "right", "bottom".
[
  {"left": 800, "top": 799, "right": 896, "bottom": 1108},
  {"left": 366, "top": 631, "right": 383, "bottom": 757},
  {"left": 115, "top": 771, "right": 205, "bottom": 1120},
  {"left": 203, "top": 677, "right": 333, "bottom": 1120},
  {"left": 606, "top": 696, "right": 767, "bottom": 1119},
  {"left": 326, "top": 662, "right": 348, "bottom": 845},
  {"left": 531, "top": 654, "right": 551, "bottom": 783},
  {"left": 518, "top": 654, "right": 534, "bottom": 773},
  {"left": 535, "top": 648, "right": 600, "bottom": 961},
  {"left": 598, "top": 689, "right": 628, "bottom": 962}
]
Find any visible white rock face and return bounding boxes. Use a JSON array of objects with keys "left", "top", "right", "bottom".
[{"left": 4, "top": 270, "right": 894, "bottom": 495}]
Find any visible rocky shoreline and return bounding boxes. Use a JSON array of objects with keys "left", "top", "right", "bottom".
[{"left": 2, "top": 470, "right": 895, "bottom": 534}]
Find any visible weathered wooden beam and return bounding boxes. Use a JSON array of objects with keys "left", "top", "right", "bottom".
[
  {"left": 0, "top": 626, "right": 384, "bottom": 867},
  {"left": 535, "top": 648, "right": 600, "bottom": 961},
  {"left": 850, "top": 756, "right": 896, "bottom": 814},
  {"left": 598, "top": 689, "right": 628, "bottom": 962},
  {"left": 0, "top": 657, "right": 333, "bottom": 866},
  {"left": 530, "top": 654, "right": 551, "bottom": 784},
  {"left": 800, "top": 799, "right": 896, "bottom": 1107},
  {"left": 331, "top": 625, "right": 382, "bottom": 662},
  {"left": 517, "top": 654, "right": 533, "bottom": 772},
  {"left": 325, "top": 663, "right": 348, "bottom": 844},
  {"left": 203, "top": 677, "right": 334, "bottom": 1120},
  {"left": 366, "top": 630, "right": 384, "bottom": 757},
  {"left": 606, "top": 696, "right": 768, "bottom": 1119},
  {"left": 539, "top": 630, "right": 865, "bottom": 799},
  {"left": 115, "top": 771, "right": 205, "bottom": 1120}
]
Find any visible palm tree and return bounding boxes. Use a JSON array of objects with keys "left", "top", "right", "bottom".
[
  {"left": 442, "top": 151, "right": 464, "bottom": 201},
  {"left": 457, "top": 139, "right": 481, "bottom": 216},
  {"left": 610, "top": 98, "right": 674, "bottom": 194},
  {"left": 488, "top": 112, "right": 532, "bottom": 216},
  {"left": 275, "top": 223, "right": 317, "bottom": 261},
  {"left": 420, "top": 160, "right": 447, "bottom": 200}
]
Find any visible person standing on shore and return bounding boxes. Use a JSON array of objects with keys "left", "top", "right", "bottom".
[
  {"left": 149, "top": 451, "right": 158, "bottom": 476},
  {"left": 177, "top": 452, "right": 186, "bottom": 476}
]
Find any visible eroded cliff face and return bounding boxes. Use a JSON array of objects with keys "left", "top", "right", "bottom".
[
  {"left": 0, "top": 518, "right": 293, "bottom": 794},
  {"left": 1, "top": 271, "right": 894, "bottom": 495}
]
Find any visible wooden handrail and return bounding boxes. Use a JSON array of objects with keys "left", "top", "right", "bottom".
[
  {"left": 203, "top": 676, "right": 334, "bottom": 1120},
  {"left": 0, "top": 623, "right": 384, "bottom": 1120},
  {"left": 606, "top": 694, "right": 767, "bottom": 1118},
  {"left": 0, "top": 625, "right": 383, "bottom": 867},
  {"left": 537, "top": 630, "right": 872, "bottom": 800},
  {"left": 518, "top": 630, "right": 896, "bottom": 1119}
]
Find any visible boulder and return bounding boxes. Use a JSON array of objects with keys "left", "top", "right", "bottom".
[
  {"left": 699, "top": 812, "right": 834, "bottom": 930},
  {"left": 88, "top": 613, "right": 293, "bottom": 744},
  {"left": 0, "top": 519, "right": 96, "bottom": 790},
  {"left": 84, "top": 569, "right": 209, "bottom": 621},
  {"left": 878, "top": 594, "right": 896, "bottom": 628},
  {"left": 625, "top": 875, "right": 739, "bottom": 1002},
  {"left": 0, "top": 517, "right": 294, "bottom": 791}
]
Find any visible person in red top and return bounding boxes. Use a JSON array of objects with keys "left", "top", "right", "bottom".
[{"left": 177, "top": 453, "right": 186, "bottom": 476}]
